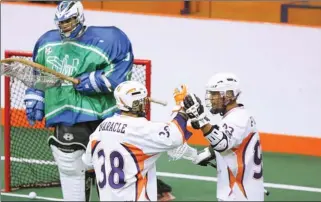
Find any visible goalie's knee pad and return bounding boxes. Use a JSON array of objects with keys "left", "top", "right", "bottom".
[
  {"left": 50, "top": 144, "right": 88, "bottom": 201},
  {"left": 50, "top": 144, "right": 86, "bottom": 176}
]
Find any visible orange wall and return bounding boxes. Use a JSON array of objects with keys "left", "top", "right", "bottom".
[
  {"left": 81, "top": 1, "right": 321, "bottom": 26},
  {"left": 83, "top": 1, "right": 183, "bottom": 15},
  {"left": 83, "top": 1, "right": 284, "bottom": 22},
  {"left": 17, "top": 1, "right": 321, "bottom": 27},
  {"left": 208, "top": 1, "right": 284, "bottom": 23},
  {"left": 287, "top": 6, "right": 321, "bottom": 26},
  {"left": 82, "top": 1, "right": 103, "bottom": 10},
  {"left": 102, "top": 1, "right": 183, "bottom": 15}
]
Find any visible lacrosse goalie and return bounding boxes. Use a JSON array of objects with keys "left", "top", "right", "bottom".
[
  {"left": 183, "top": 72, "right": 265, "bottom": 201},
  {"left": 82, "top": 81, "right": 198, "bottom": 201},
  {"left": 23, "top": 1, "right": 134, "bottom": 201}
]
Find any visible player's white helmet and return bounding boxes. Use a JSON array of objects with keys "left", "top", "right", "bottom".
[
  {"left": 54, "top": 1, "right": 85, "bottom": 39},
  {"left": 205, "top": 72, "right": 241, "bottom": 115},
  {"left": 114, "top": 81, "right": 149, "bottom": 117}
]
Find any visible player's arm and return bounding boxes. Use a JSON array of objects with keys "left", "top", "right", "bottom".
[
  {"left": 23, "top": 36, "right": 46, "bottom": 126},
  {"left": 183, "top": 94, "right": 239, "bottom": 152},
  {"left": 32, "top": 38, "right": 41, "bottom": 63},
  {"left": 166, "top": 85, "right": 199, "bottom": 161},
  {"left": 147, "top": 88, "right": 198, "bottom": 160},
  {"left": 183, "top": 94, "right": 247, "bottom": 165},
  {"left": 101, "top": 29, "right": 134, "bottom": 90},
  {"left": 151, "top": 112, "right": 191, "bottom": 149},
  {"left": 161, "top": 112, "right": 198, "bottom": 161},
  {"left": 126, "top": 110, "right": 196, "bottom": 159},
  {"left": 75, "top": 28, "right": 134, "bottom": 94},
  {"left": 193, "top": 122, "right": 246, "bottom": 167}
]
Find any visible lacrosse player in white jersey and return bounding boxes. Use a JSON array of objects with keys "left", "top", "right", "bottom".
[
  {"left": 183, "top": 72, "right": 265, "bottom": 201},
  {"left": 82, "top": 80, "right": 197, "bottom": 201}
]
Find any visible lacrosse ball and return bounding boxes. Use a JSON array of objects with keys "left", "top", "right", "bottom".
[{"left": 28, "top": 191, "right": 37, "bottom": 199}]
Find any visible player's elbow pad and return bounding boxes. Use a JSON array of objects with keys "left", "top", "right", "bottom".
[
  {"left": 96, "top": 71, "right": 113, "bottom": 93},
  {"left": 204, "top": 125, "right": 228, "bottom": 152},
  {"left": 88, "top": 70, "right": 113, "bottom": 93}
]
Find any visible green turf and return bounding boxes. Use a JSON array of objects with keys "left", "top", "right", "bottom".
[{"left": 1, "top": 127, "right": 321, "bottom": 201}]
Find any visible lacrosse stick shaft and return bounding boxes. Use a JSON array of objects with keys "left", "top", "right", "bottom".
[
  {"left": 149, "top": 97, "right": 167, "bottom": 106},
  {"left": 1, "top": 59, "right": 168, "bottom": 107}
]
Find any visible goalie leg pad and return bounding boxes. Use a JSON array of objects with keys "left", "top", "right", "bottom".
[
  {"left": 48, "top": 121, "right": 103, "bottom": 201},
  {"left": 50, "top": 144, "right": 87, "bottom": 201}
]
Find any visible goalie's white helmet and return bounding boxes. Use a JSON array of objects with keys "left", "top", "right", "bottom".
[
  {"left": 114, "top": 81, "right": 149, "bottom": 117},
  {"left": 54, "top": 1, "right": 85, "bottom": 39},
  {"left": 205, "top": 72, "right": 241, "bottom": 115}
]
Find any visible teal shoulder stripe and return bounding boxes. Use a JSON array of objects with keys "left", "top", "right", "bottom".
[{"left": 37, "top": 42, "right": 112, "bottom": 65}]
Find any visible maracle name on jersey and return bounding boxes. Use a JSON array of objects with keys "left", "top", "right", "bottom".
[{"left": 99, "top": 121, "right": 127, "bottom": 133}]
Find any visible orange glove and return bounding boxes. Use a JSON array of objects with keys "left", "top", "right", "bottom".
[
  {"left": 173, "top": 84, "right": 188, "bottom": 105},
  {"left": 172, "top": 84, "right": 188, "bottom": 113}
]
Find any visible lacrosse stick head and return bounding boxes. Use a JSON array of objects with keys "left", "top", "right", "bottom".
[{"left": 1, "top": 60, "right": 62, "bottom": 91}]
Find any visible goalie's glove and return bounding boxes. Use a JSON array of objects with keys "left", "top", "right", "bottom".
[
  {"left": 193, "top": 146, "right": 217, "bottom": 168},
  {"left": 183, "top": 93, "right": 210, "bottom": 129},
  {"left": 75, "top": 70, "right": 112, "bottom": 94},
  {"left": 24, "top": 88, "right": 45, "bottom": 126}
]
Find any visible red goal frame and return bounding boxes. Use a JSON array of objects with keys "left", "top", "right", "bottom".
[{"left": 3, "top": 50, "right": 152, "bottom": 192}]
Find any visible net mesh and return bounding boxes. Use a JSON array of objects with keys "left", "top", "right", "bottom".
[
  {"left": 5, "top": 53, "right": 150, "bottom": 190},
  {"left": 1, "top": 60, "right": 61, "bottom": 91}
]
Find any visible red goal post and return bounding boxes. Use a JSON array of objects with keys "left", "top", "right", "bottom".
[{"left": 3, "top": 50, "right": 152, "bottom": 192}]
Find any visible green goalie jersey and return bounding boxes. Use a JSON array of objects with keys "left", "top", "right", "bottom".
[{"left": 33, "top": 26, "right": 134, "bottom": 127}]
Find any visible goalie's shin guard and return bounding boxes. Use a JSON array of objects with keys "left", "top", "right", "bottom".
[{"left": 50, "top": 145, "right": 87, "bottom": 201}]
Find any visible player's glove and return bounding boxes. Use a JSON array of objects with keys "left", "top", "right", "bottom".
[
  {"left": 75, "top": 70, "right": 112, "bottom": 94},
  {"left": 193, "top": 146, "right": 217, "bottom": 168},
  {"left": 183, "top": 93, "right": 210, "bottom": 129},
  {"left": 167, "top": 142, "right": 198, "bottom": 161},
  {"left": 172, "top": 84, "right": 188, "bottom": 113},
  {"left": 174, "top": 84, "right": 188, "bottom": 105},
  {"left": 24, "top": 88, "right": 45, "bottom": 126}
]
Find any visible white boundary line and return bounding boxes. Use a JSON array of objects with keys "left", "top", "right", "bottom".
[
  {"left": 1, "top": 192, "right": 63, "bottom": 201},
  {"left": 156, "top": 172, "right": 321, "bottom": 193},
  {"left": 0, "top": 156, "right": 56, "bottom": 165}
]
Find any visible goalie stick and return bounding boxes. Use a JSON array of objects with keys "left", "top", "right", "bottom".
[{"left": 0, "top": 58, "right": 167, "bottom": 106}]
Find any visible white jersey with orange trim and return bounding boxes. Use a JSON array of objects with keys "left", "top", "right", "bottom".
[
  {"left": 82, "top": 113, "right": 191, "bottom": 201},
  {"left": 214, "top": 105, "right": 264, "bottom": 201}
]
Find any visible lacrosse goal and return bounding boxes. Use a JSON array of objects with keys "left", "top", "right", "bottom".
[{"left": 3, "top": 50, "right": 152, "bottom": 192}]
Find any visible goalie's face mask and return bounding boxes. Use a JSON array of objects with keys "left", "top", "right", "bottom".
[
  {"left": 129, "top": 97, "right": 150, "bottom": 117},
  {"left": 57, "top": 17, "right": 78, "bottom": 37},
  {"left": 54, "top": 1, "right": 85, "bottom": 39}
]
